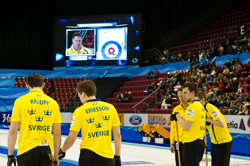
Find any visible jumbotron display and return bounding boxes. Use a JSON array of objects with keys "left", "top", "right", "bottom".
[{"left": 53, "top": 14, "right": 142, "bottom": 66}]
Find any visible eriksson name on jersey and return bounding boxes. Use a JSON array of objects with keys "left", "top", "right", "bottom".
[{"left": 85, "top": 106, "right": 109, "bottom": 114}]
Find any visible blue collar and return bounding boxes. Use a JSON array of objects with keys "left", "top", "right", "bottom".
[
  {"left": 192, "top": 99, "right": 200, "bottom": 103},
  {"left": 204, "top": 102, "right": 209, "bottom": 112},
  {"left": 85, "top": 98, "right": 101, "bottom": 103}
]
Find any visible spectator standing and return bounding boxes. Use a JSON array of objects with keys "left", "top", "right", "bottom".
[
  {"left": 148, "top": 69, "right": 154, "bottom": 79},
  {"left": 198, "top": 51, "right": 204, "bottom": 61},
  {"left": 210, "top": 47, "right": 218, "bottom": 57},
  {"left": 185, "top": 52, "right": 196, "bottom": 62},
  {"left": 218, "top": 47, "right": 225, "bottom": 56},
  {"left": 154, "top": 68, "right": 160, "bottom": 78}
]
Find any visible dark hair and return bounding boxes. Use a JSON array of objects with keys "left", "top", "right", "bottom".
[
  {"left": 178, "top": 87, "right": 183, "bottom": 92},
  {"left": 26, "top": 73, "right": 44, "bottom": 88},
  {"left": 72, "top": 32, "right": 82, "bottom": 39},
  {"left": 182, "top": 83, "right": 197, "bottom": 96},
  {"left": 197, "top": 91, "right": 207, "bottom": 102},
  {"left": 76, "top": 80, "right": 96, "bottom": 97}
]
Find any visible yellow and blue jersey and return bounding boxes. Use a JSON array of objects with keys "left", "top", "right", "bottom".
[
  {"left": 204, "top": 102, "right": 232, "bottom": 144},
  {"left": 182, "top": 100, "right": 206, "bottom": 143},
  {"left": 70, "top": 98, "right": 121, "bottom": 159},
  {"left": 11, "top": 89, "right": 62, "bottom": 156}
]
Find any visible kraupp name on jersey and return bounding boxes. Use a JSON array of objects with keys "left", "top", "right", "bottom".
[
  {"left": 85, "top": 106, "right": 109, "bottom": 114},
  {"left": 30, "top": 99, "right": 50, "bottom": 105}
]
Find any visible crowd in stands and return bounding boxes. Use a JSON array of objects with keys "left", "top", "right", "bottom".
[
  {"left": 159, "top": 58, "right": 250, "bottom": 115},
  {"left": 162, "top": 36, "right": 250, "bottom": 63}
]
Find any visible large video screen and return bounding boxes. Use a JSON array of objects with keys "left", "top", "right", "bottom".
[{"left": 53, "top": 14, "right": 141, "bottom": 66}]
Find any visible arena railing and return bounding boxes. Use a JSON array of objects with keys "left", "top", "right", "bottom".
[{"left": 132, "top": 62, "right": 193, "bottom": 110}]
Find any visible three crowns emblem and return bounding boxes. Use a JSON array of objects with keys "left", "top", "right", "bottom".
[
  {"left": 44, "top": 110, "right": 52, "bottom": 116},
  {"left": 102, "top": 115, "right": 110, "bottom": 121},
  {"left": 28, "top": 109, "right": 36, "bottom": 115},
  {"left": 35, "top": 116, "right": 43, "bottom": 122},
  {"left": 95, "top": 123, "right": 103, "bottom": 128},
  {"left": 86, "top": 118, "right": 94, "bottom": 124}
]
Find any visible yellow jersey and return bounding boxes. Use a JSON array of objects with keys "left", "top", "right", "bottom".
[
  {"left": 182, "top": 100, "right": 206, "bottom": 143},
  {"left": 67, "top": 45, "right": 91, "bottom": 55},
  {"left": 204, "top": 103, "right": 232, "bottom": 144},
  {"left": 70, "top": 99, "right": 121, "bottom": 159},
  {"left": 11, "top": 89, "right": 62, "bottom": 156},
  {"left": 170, "top": 103, "right": 187, "bottom": 144}
]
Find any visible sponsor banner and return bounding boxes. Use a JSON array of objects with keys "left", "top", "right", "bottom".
[
  {"left": 224, "top": 115, "right": 250, "bottom": 134},
  {"left": 0, "top": 111, "right": 11, "bottom": 125},
  {"left": 118, "top": 113, "right": 124, "bottom": 126},
  {"left": 148, "top": 114, "right": 171, "bottom": 128},
  {"left": 124, "top": 114, "right": 148, "bottom": 127}
]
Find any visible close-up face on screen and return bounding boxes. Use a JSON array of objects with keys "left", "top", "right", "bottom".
[{"left": 53, "top": 14, "right": 142, "bottom": 67}]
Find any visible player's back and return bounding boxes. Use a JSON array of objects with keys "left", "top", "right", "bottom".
[
  {"left": 72, "top": 99, "right": 120, "bottom": 159},
  {"left": 11, "top": 89, "right": 61, "bottom": 155}
]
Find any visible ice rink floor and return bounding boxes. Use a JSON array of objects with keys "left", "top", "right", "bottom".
[{"left": 0, "top": 129, "right": 249, "bottom": 166}]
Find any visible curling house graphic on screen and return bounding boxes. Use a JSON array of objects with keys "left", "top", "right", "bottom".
[{"left": 54, "top": 14, "right": 141, "bottom": 66}]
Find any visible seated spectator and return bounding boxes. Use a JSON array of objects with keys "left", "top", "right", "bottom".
[
  {"left": 116, "top": 92, "right": 124, "bottom": 103},
  {"left": 154, "top": 68, "right": 160, "bottom": 78},
  {"left": 161, "top": 95, "right": 173, "bottom": 109},
  {"left": 215, "top": 95, "right": 222, "bottom": 107},
  {"left": 233, "top": 46, "right": 238, "bottom": 54},
  {"left": 218, "top": 47, "right": 225, "bottom": 56},
  {"left": 203, "top": 68, "right": 210, "bottom": 75},
  {"left": 230, "top": 64, "right": 243, "bottom": 79},
  {"left": 210, "top": 93, "right": 218, "bottom": 105},
  {"left": 177, "top": 53, "right": 184, "bottom": 62},
  {"left": 191, "top": 68, "right": 197, "bottom": 76},
  {"left": 222, "top": 65, "right": 230, "bottom": 76},
  {"left": 147, "top": 69, "right": 154, "bottom": 79},
  {"left": 224, "top": 59, "right": 232, "bottom": 68},
  {"left": 210, "top": 66, "right": 218, "bottom": 77},
  {"left": 236, "top": 57, "right": 243, "bottom": 67},
  {"left": 225, "top": 45, "right": 234, "bottom": 55},
  {"left": 170, "top": 70, "right": 181, "bottom": 87},
  {"left": 192, "top": 58, "right": 200, "bottom": 69},
  {"left": 196, "top": 68, "right": 203, "bottom": 77},
  {"left": 221, "top": 78, "right": 238, "bottom": 93},
  {"left": 240, "top": 36, "right": 248, "bottom": 45},
  {"left": 144, "top": 79, "right": 158, "bottom": 93},
  {"left": 205, "top": 82, "right": 212, "bottom": 92},
  {"left": 123, "top": 91, "right": 132, "bottom": 102},
  {"left": 243, "top": 45, "right": 247, "bottom": 52},
  {"left": 159, "top": 78, "right": 167, "bottom": 89},
  {"left": 185, "top": 52, "right": 196, "bottom": 62},
  {"left": 173, "top": 82, "right": 181, "bottom": 93},
  {"left": 206, "top": 74, "right": 213, "bottom": 82},
  {"left": 217, "top": 79, "right": 225, "bottom": 94},
  {"left": 210, "top": 47, "right": 218, "bottom": 57},
  {"left": 199, "top": 62, "right": 206, "bottom": 71},
  {"left": 238, "top": 46, "right": 243, "bottom": 53},
  {"left": 237, "top": 84, "right": 244, "bottom": 94},
  {"left": 242, "top": 62, "right": 250, "bottom": 77},
  {"left": 207, "top": 61, "right": 216, "bottom": 72},
  {"left": 231, "top": 58, "right": 236, "bottom": 66},
  {"left": 229, "top": 102, "right": 240, "bottom": 115},
  {"left": 238, "top": 102, "right": 248, "bottom": 115}
]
